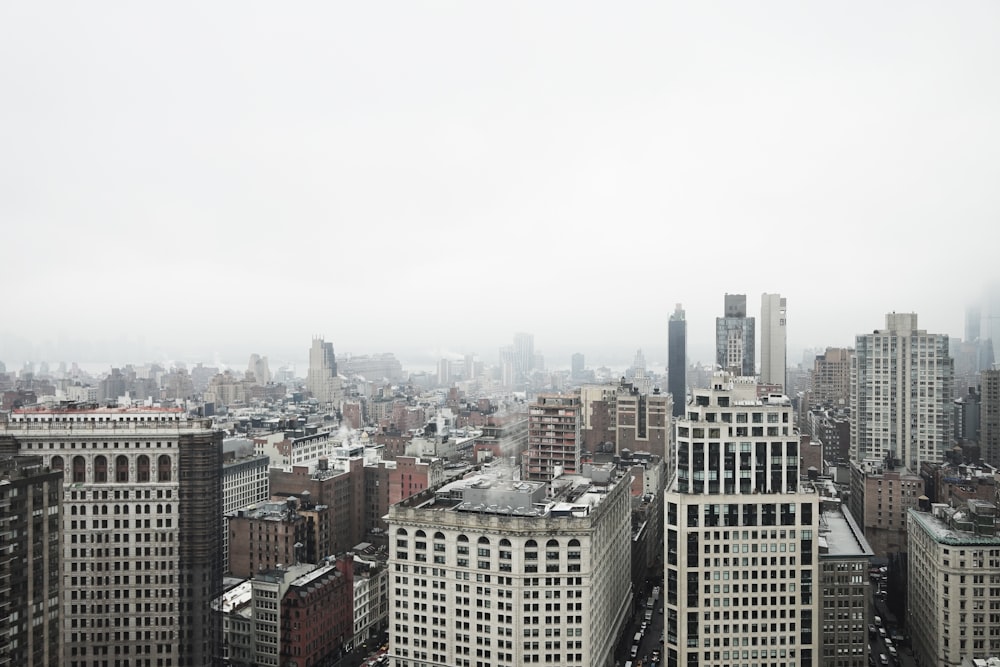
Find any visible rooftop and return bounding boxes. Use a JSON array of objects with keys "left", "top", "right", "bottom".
[
  {"left": 909, "top": 504, "right": 1000, "bottom": 546},
  {"left": 819, "top": 500, "right": 873, "bottom": 558}
]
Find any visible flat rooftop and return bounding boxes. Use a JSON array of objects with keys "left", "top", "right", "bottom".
[
  {"left": 909, "top": 506, "right": 1000, "bottom": 546},
  {"left": 819, "top": 501, "right": 873, "bottom": 558}
]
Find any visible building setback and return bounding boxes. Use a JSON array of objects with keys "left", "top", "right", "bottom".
[
  {"left": 386, "top": 461, "right": 632, "bottom": 667},
  {"left": 1, "top": 406, "right": 223, "bottom": 667},
  {"left": 665, "top": 373, "right": 821, "bottom": 667}
]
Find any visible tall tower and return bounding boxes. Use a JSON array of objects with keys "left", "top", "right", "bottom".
[
  {"left": 307, "top": 338, "right": 342, "bottom": 407},
  {"left": 664, "top": 372, "right": 821, "bottom": 667},
  {"left": 2, "top": 406, "right": 224, "bottom": 667},
  {"left": 513, "top": 332, "right": 534, "bottom": 383},
  {"left": 760, "top": 293, "right": 787, "bottom": 391},
  {"left": 668, "top": 303, "right": 687, "bottom": 417},
  {"left": 850, "top": 313, "right": 954, "bottom": 470},
  {"left": 715, "top": 294, "right": 755, "bottom": 376}
]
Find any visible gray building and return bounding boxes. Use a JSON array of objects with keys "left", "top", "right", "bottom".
[
  {"left": 716, "top": 294, "right": 756, "bottom": 377},
  {"left": 668, "top": 303, "right": 687, "bottom": 417}
]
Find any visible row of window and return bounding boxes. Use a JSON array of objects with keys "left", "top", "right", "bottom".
[{"left": 51, "top": 455, "right": 173, "bottom": 483}]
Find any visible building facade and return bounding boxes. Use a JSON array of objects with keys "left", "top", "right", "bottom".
[
  {"left": 0, "top": 455, "right": 62, "bottom": 667},
  {"left": 523, "top": 394, "right": 581, "bottom": 481},
  {"left": 665, "top": 373, "right": 821, "bottom": 667},
  {"left": 850, "top": 312, "right": 954, "bottom": 471},
  {"left": 811, "top": 348, "right": 852, "bottom": 408},
  {"left": 386, "top": 461, "right": 632, "bottom": 667},
  {"left": 908, "top": 501, "right": 1000, "bottom": 667},
  {"left": 222, "top": 452, "right": 270, "bottom": 573},
  {"left": 983, "top": 370, "right": 1000, "bottom": 468},
  {"left": 1, "top": 406, "right": 223, "bottom": 667},
  {"left": 669, "top": 303, "right": 687, "bottom": 417},
  {"left": 716, "top": 294, "right": 756, "bottom": 377},
  {"left": 760, "top": 293, "right": 788, "bottom": 392},
  {"left": 307, "top": 338, "right": 343, "bottom": 407},
  {"left": 847, "top": 460, "right": 924, "bottom": 558}
]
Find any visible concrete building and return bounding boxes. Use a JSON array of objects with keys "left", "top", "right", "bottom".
[
  {"left": 983, "top": 370, "right": 1000, "bottom": 468},
  {"left": 222, "top": 451, "right": 270, "bottom": 573},
  {"left": 664, "top": 373, "right": 821, "bottom": 667},
  {"left": 307, "top": 337, "right": 343, "bottom": 408},
  {"left": 848, "top": 460, "right": 924, "bottom": 558},
  {"left": 811, "top": 348, "right": 853, "bottom": 408},
  {"left": 615, "top": 383, "right": 672, "bottom": 461},
  {"left": 851, "top": 312, "right": 954, "bottom": 471},
  {"left": 908, "top": 500, "right": 1000, "bottom": 667},
  {"left": 1, "top": 405, "right": 223, "bottom": 667},
  {"left": 350, "top": 546, "right": 390, "bottom": 652},
  {"left": 716, "top": 294, "right": 756, "bottom": 377},
  {"left": 0, "top": 455, "right": 62, "bottom": 667},
  {"left": 386, "top": 460, "right": 632, "bottom": 667},
  {"left": 669, "top": 303, "right": 687, "bottom": 417},
  {"left": 216, "top": 558, "right": 355, "bottom": 667},
  {"left": 523, "top": 394, "right": 582, "bottom": 481},
  {"left": 817, "top": 497, "right": 873, "bottom": 667},
  {"left": 760, "top": 293, "right": 788, "bottom": 392}
]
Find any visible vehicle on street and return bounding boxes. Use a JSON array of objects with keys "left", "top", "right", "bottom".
[
  {"left": 630, "top": 645, "right": 639, "bottom": 658},
  {"left": 868, "top": 624, "right": 876, "bottom": 636},
  {"left": 878, "top": 653, "right": 889, "bottom": 666}
]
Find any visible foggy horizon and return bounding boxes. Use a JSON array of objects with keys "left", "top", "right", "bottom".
[{"left": 2, "top": 2, "right": 998, "bottom": 376}]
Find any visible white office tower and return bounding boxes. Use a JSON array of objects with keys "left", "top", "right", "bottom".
[
  {"left": 386, "top": 460, "right": 632, "bottom": 667},
  {"left": 307, "top": 337, "right": 343, "bottom": 407},
  {"left": 760, "top": 293, "right": 787, "bottom": 391},
  {"left": 850, "top": 313, "right": 954, "bottom": 471},
  {"left": 664, "top": 373, "right": 820, "bottom": 667},
  {"left": 1, "top": 405, "right": 223, "bottom": 667}
]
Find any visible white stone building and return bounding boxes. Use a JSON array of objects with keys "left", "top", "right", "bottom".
[
  {"left": 386, "top": 460, "right": 632, "bottom": 667},
  {"left": 664, "top": 373, "right": 821, "bottom": 667}
]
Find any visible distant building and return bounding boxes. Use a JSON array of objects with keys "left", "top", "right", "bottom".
[
  {"left": 716, "top": 294, "right": 756, "bottom": 376},
  {"left": 851, "top": 313, "right": 954, "bottom": 471},
  {"left": 668, "top": 303, "right": 687, "bottom": 417},
  {"left": 247, "top": 353, "right": 271, "bottom": 384},
  {"left": 908, "top": 500, "right": 1000, "bottom": 667},
  {"left": 0, "top": 455, "right": 62, "bottom": 667},
  {"left": 848, "top": 459, "right": 924, "bottom": 558},
  {"left": 571, "top": 352, "right": 585, "bottom": 381},
  {"left": 760, "top": 293, "right": 787, "bottom": 391},
  {"left": 307, "top": 337, "right": 343, "bottom": 407},
  {"left": 386, "top": 461, "right": 632, "bottom": 667},
  {"left": 983, "top": 370, "right": 1000, "bottom": 468},
  {"left": 522, "top": 393, "right": 581, "bottom": 481},
  {"left": 811, "top": 348, "right": 853, "bottom": 408}
]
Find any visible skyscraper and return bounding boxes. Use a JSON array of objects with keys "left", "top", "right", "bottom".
[
  {"left": 1, "top": 405, "right": 224, "bottom": 667},
  {"left": 668, "top": 303, "right": 687, "bottom": 417},
  {"left": 307, "top": 337, "right": 342, "bottom": 406},
  {"left": 513, "top": 332, "right": 534, "bottom": 383},
  {"left": 715, "top": 294, "right": 755, "bottom": 376},
  {"left": 850, "top": 313, "right": 954, "bottom": 470},
  {"left": 760, "top": 293, "right": 787, "bottom": 391},
  {"left": 982, "top": 369, "right": 1000, "bottom": 468},
  {"left": 571, "top": 352, "right": 585, "bottom": 380},
  {"left": 664, "top": 372, "right": 821, "bottom": 666}
]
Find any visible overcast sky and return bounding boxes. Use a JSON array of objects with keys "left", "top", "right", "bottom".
[{"left": 2, "top": 2, "right": 998, "bottom": 372}]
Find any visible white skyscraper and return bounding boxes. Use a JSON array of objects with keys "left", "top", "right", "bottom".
[
  {"left": 307, "top": 337, "right": 343, "bottom": 407},
  {"left": 760, "top": 293, "right": 787, "bottom": 391},
  {"left": 850, "top": 313, "right": 954, "bottom": 470},
  {"left": 664, "top": 373, "right": 821, "bottom": 667}
]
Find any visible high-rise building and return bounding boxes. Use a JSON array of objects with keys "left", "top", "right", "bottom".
[
  {"left": 307, "top": 337, "right": 343, "bottom": 407},
  {"left": 522, "top": 394, "right": 581, "bottom": 481},
  {"left": 982, "top": 369, "right": 1000, "bottom": 468},
  {"left": 810, "top": 348, "right": 853, "bottom": 407},
  {"left": 247, "top": 353, "right": 271, "bottom": 384},
  {"left": 850, "top": 313, "right": 954, "bottom": 471},
  {"left": 668, "top": 303, "right": 687, "bottom": 417},
  {"left": 513, "top": 332, "right": 534, "bottom": 381},
  {"left": 571, "top": 353, "right": 585, "bottom": 380},
  {"left": 716, "top": 294, "right": 756, "bottom": 376},
  {"left": 0, "top": 455, "right": 62, "bottom": 667},
  {"left": 386, "top": 460, "right": 632, "bottom": 667},
  {"left": 908, "top": 500, "right": 1000, "bottom": 667},
  {"left": 664, "top": 373, "right": 821, "bottom": 667},
  {"left": 1, "top": 405, "right": 224, "bottom": 667},
  {"left": 760, "top": 293, "right": 787, "bottom": 391}
]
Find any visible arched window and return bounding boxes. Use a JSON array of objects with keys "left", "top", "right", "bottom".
[
  {"left": 415, "top": 530, "right": 426, "bottom": 538},
  {"left": 157, "top": 455, "right": 171, "bottom": 482},
  {"left": 94, "top": 456, "right": 108, "bottom": 483},
  {"left": 72, "top": 456, "right": 85, "bottom": 483},
  {"left": 500, "top": 538, "right": 512, "bottom": 547},
  {"left": 546, "top": 539, "right": 559, "bottom": 548},
  {"left": 136, "top": 455, "right": 150, "bottom": 482},
  {"left": 396, "top": 528, "right": 408, "bottom": 536},
  {"left": 568, "top": 538, "right": 581, "bottom": 547},
  {"left": 51, "top": 455, "right": 64, "bottom": 472},
  {"left": 434, "top": 532, "right": 445, "bottom": 540},
  {"left": 457, "top": 534, "right": 469, "bottom": 543},
  {"left": 478, "top": 536, "right": 490, "bottom": 545},
  {"left": 524, "top": 539, "right": 537, "bottom": 549},
  {"left": 115, "top": 455, "right": 129, "bottom": 483}
]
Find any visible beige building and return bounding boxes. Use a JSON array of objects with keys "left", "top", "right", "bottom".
[
  {"left": 848, "top": 460, "right": 923, "bottom": 558},
  {"left": 1, "top": 405, "right": 223, "bottom": 667},
  {"left": 386, "top": 460, "right": 632, "bottom": 667},
  {"left": 811, "top": 348, "right": 853, "bottom": 407},
  {"left": 908, "top": 500, "right": 1000, "bottom": 667}
]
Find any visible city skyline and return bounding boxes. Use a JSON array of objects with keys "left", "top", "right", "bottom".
[{"left": 2, "top": 2, "right": 999, "bottom": 373}]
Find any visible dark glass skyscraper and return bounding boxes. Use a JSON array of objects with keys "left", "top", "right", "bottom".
[{"left": 668, "top": 303, "right": 686, "bottom": 416}]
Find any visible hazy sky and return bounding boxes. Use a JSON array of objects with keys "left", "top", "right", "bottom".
[{"left": 2, "top": 2, "right": 998, "bottom": 371}]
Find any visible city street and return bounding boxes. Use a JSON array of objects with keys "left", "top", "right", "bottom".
[
  {"left": 870, "top": 580, "right": 914, "bottom": 667},
  {"left": 615, "top": 582, "right": 666, "bottom": 667}
]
